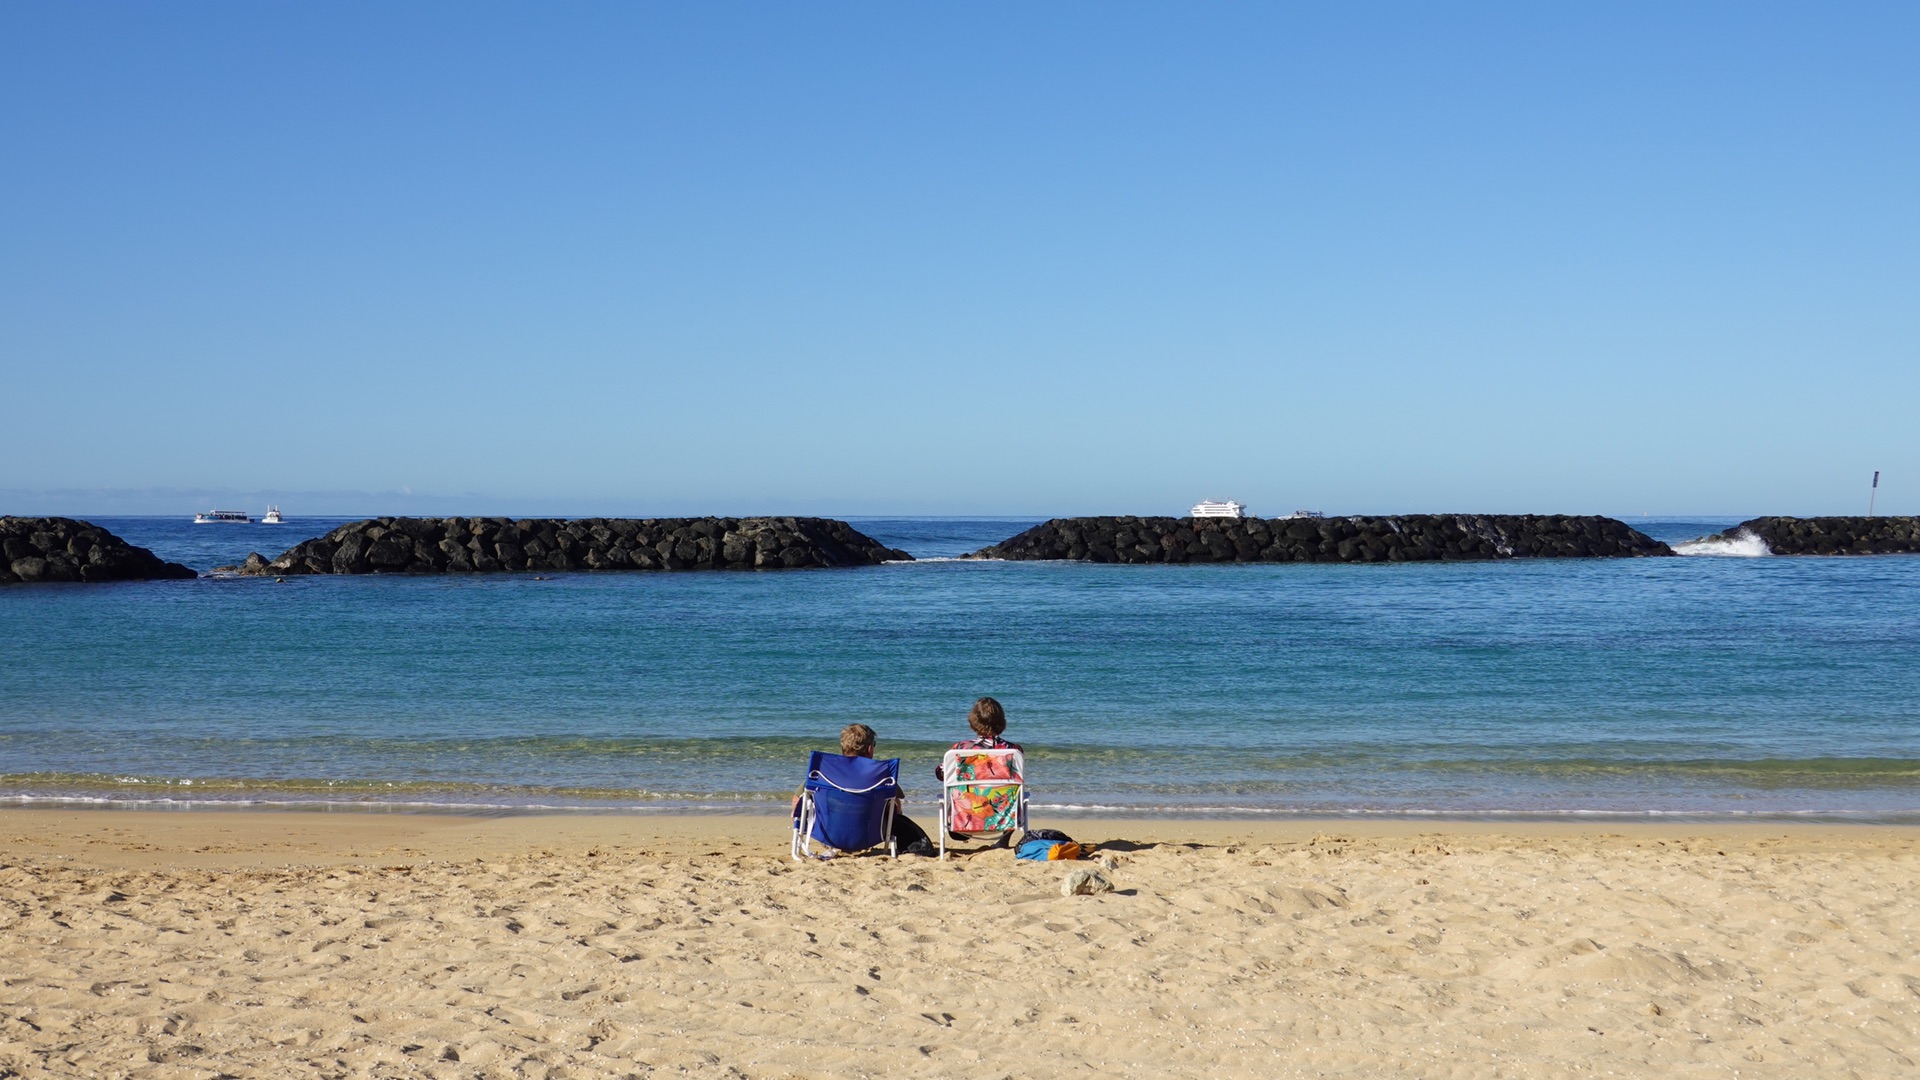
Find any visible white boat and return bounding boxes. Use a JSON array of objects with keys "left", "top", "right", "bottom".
[
  {"left": 1285, "top": 510, "right": 1324, "bottom": 520},
  {"left": 1190, "top": 499, "right": 1248, "bottom": 519},
  {"left": 193, "top": 510, "right": 252, "bottom": 524},
  {"left": 262, "top": 506, "right": 284, "bottom": 524}
]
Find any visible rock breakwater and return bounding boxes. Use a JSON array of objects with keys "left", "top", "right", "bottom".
[
  {"left": 234, "top": 516, "right": 911, "bottom": 576},
  {"left": 970, "top": 514, "right": 1672, "bottom": 563},
  {"left": 1705, "top": 516, "right": 1920, "bottom": 556},
  {"left": 0, "top": 517, "right": 197, "bottom": 584}
]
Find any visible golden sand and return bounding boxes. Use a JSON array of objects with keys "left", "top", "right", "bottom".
[{"left": 2, "top": 810, "right": 1916, "bottom": 1078}]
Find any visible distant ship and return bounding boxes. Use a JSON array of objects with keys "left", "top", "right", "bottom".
[
  {"left": 1190, "top": 500, "right": 1248, "bottom": 519},
  {"left": 262, "top": 506, "right": 284, "bottom": 524},
  {"left": 193, "top": 510, "right": 252, "bottom": 524},
  {"left": 1285, "top": 510, "right": 1324, "bottom": 520}
]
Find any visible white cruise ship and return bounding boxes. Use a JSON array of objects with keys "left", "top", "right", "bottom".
[
  {"left": 1190, "top": 499, "right": 1248, "bottom": 519},
  {"left": 193, "top": 510, "right": 252, "bottom": 524},
  {"left": 262, "top": 506, "right": 284, "bottom": 524}
]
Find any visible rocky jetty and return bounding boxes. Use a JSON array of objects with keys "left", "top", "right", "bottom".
[
  {"left": 1704, "top": 516, "right": 1920, "bottom": 556},
  {"left": 0, "top": 517, "right": 197, "bottom": 584},
  {"left": 970, "top": 514, "right": 1672, "bottom": 563},
  {"left": 231, "top": 516, "right": 911, "bottom": 576}
]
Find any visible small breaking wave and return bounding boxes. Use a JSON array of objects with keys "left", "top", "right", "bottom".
[{"left": 1672, "top": 528, "right": 1771, "bottom": 557}]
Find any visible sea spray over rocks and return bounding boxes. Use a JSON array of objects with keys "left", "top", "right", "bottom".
[
  {"left": 0, "top": 517, "right": 197, "bottom": 584},
  {"left": 1671, "top": 530, "right": 1773, "bottom": 558},
  {"left": 1689, "top": 516, "right": 1920, "bottom": 557},
  {"left": 229, "top": 516, "right": 912, "bottom": 576},
  {"left": 969, "top": 514, "right": 1672, "bottom": 563}
]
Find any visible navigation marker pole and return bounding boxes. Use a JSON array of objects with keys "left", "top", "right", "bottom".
[{"left": 1868, "top": 470, "right": 1880, "bottom": 517}]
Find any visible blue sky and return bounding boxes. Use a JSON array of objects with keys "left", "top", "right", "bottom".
[{"left": 3, "top": 3, "right": 1915, "bottom": 517}]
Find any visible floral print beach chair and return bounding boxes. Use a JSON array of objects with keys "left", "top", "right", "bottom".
[{"left": 937, "top": 747, "right": 1026, "bottom": 859}]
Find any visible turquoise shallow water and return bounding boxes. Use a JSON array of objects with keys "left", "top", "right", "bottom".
[{"left": 2, "top": 516, "right": 1917, "bottom": 820}]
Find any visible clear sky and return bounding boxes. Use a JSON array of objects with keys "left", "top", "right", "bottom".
[{"left": 3, "top": 3, "right": 1915, "bottom": 518}]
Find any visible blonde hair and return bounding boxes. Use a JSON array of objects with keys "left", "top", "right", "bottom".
[
  {"left": 840, "top": 723, "right": 877, "bottom": 757},
  {"left": 967, "top": 697, "right": 1007, "bottom": 738}
]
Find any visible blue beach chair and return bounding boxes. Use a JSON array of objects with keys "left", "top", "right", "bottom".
[{"left": 790, "top": 751, "right": 902, "bottom": 860}]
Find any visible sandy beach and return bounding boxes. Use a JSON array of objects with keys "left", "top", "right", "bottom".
[{"left": 2, "top": 811, "right": 1916, "bottom": 1078}]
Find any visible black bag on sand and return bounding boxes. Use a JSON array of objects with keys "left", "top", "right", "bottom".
[{"left": 1020, "top": 828, "right": 1075, "bottom": 844}]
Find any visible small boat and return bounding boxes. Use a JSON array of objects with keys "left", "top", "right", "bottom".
[
  {"left": 193, "top": 510, "right": 252, "bottom": 524},
  {"left": 262, "top": 506, "right": 284, "bottom": 524},
  {"left": 1190, "top": 499, "right": 1248, "bottom": 519},
  {"left": 1285, "top": 510, "right": 1325, "bottom": 520}
]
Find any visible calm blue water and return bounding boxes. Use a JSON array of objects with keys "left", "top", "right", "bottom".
[{"left": 2, "top": 516, "right": 1917, "bottom": 820}]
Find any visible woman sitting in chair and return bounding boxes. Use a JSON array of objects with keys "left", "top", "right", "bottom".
[{"left": 934, "top": 697, "right": 1023, "bottom": 781}]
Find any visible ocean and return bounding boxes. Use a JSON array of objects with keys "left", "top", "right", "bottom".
[{"left": 2, "top": 516, "right": 1917, "bottom": 821}]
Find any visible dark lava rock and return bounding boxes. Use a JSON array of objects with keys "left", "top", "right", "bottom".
[
  {"left": 1702, "top": 516, "right": 1920, "bottom": 556},
  {"left": 967, "top": 514, "right": 1673, "bottom": 563},
  {"left": 0, "top": 517, "right": 197, "bottom": 585},
  {"left": 239, "top": 517, "right": 912, "bottom": 576}
]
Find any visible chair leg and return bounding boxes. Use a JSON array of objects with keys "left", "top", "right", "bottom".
[{"left": 792, "top": 795, "right": 815, "bottom": 861}]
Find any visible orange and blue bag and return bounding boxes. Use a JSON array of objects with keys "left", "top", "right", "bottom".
[{"left": 1015, "top": 829, "right": 1093, "bottom": 861}]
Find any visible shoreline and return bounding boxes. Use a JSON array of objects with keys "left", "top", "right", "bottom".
[
  {"left": 5, "top": 806, "right": 1916, "bottom": 870},
  {"left": 7, "top": 795, "right": 1919, "bottom": 823}
]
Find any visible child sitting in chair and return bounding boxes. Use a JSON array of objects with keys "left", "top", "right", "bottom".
[{"left": 838, "top": 723, "right": 935, "bottom": 856}]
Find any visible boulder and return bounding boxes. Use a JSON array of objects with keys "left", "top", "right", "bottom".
[
  {"left": 1700, "top": 516, "right": 1920, "bottom": 556},
  {"left": 237, "top": 517, "right": 912, "bottom": 576},
  {"left": 969, "top": 515, "right": 1673, "bottom": 563},
  {"left": 0, "top": 517, "right": 197, "bottom": 584}
]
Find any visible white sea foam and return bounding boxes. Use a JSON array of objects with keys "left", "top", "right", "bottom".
[
  {"left": 1672, "top": 528, "right": 1772, "bottom": 557},
  {"left": 0, "top": 794, "right": 770, "bottom": 814},
  {"left": 6, "top": 792, "right": 1914, "bottom": 823},
  {"left": 1027, "top": 802, "right": 1918, "bottom": 822}
]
